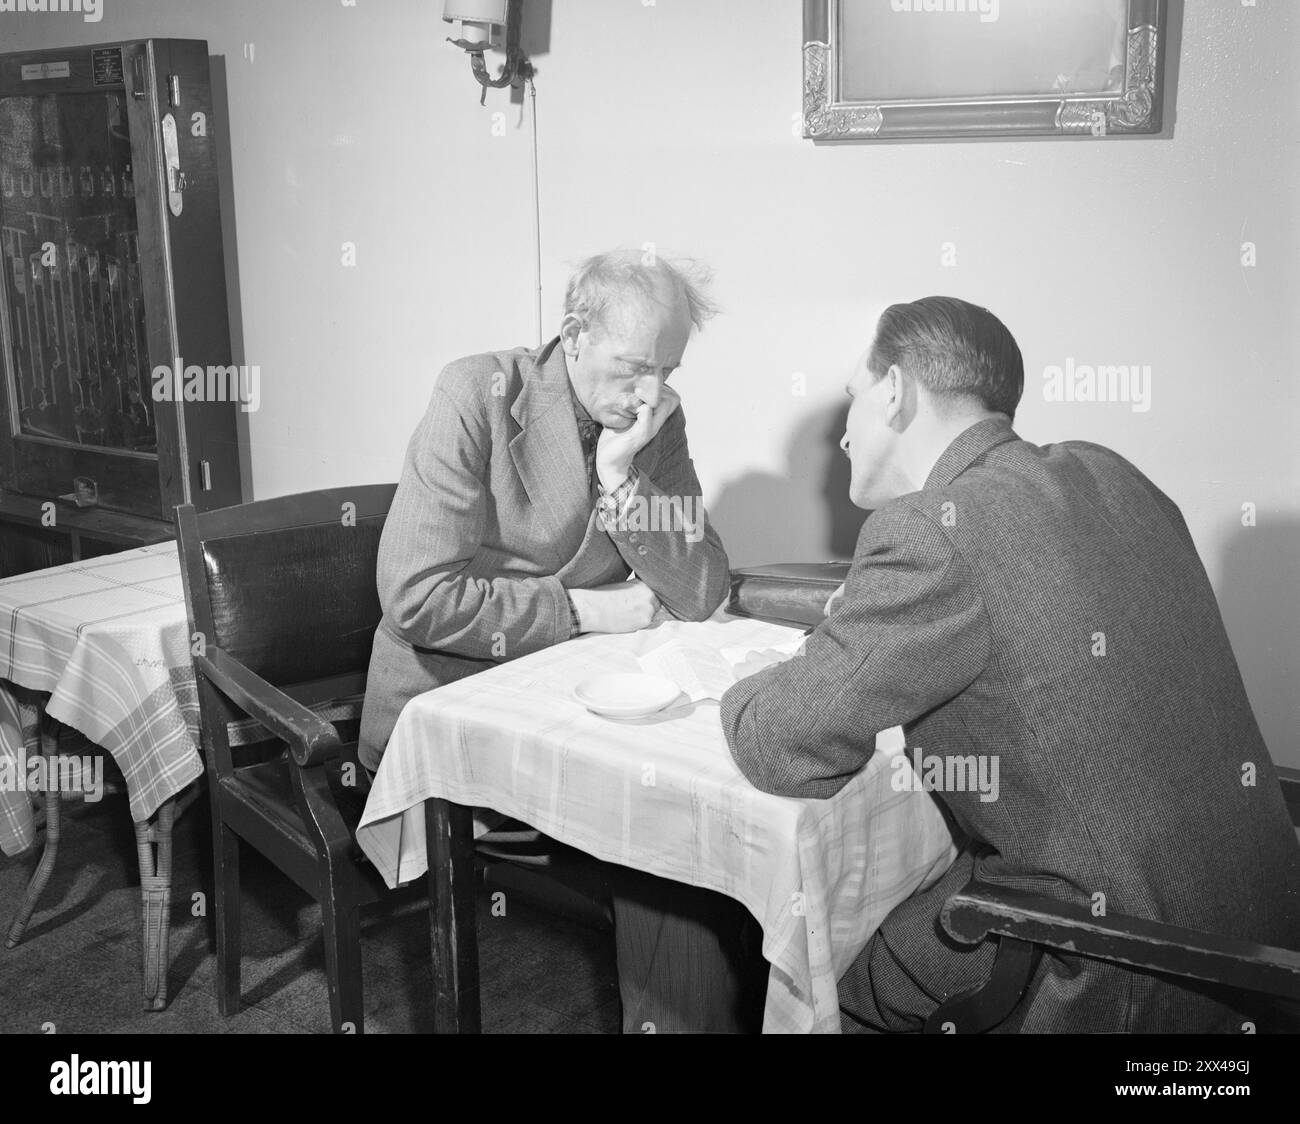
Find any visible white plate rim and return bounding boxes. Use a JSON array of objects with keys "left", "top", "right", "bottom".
[{"left": 572, "top": 672, "right": 682, "bottom": 717}]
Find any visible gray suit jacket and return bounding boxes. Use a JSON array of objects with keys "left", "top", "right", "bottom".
[
  {"left": 721, "top": 417, "right": 1300, "bottom": 1032},
  {"left": 360, "top": 338, "right": 730, "bottom": 770}
]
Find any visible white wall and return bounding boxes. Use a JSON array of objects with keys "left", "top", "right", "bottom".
[{"left": 4, "top": 0, "right": 1297, "bottom": 767}]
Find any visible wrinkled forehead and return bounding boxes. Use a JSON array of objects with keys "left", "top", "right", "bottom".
[{"left": 594, "top": 287, "right": 691, "bottom": 357}]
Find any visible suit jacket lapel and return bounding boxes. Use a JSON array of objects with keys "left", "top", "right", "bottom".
[{"left": 509, "top": 339, "right": 590, "bottom": 566}]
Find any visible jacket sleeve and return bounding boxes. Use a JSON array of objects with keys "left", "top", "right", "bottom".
[
  {"left": 377, "top": 378, "right": 570, "bottom": 660},
  {"left": 719, "top": 503, "right": 991, "bottom": 799},
  {"left": 600, "top": 405, "right": 731, "bottom": 621}
]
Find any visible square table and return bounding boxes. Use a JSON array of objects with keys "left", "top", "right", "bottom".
[{"left": 357, "top": 614, "right": 960, "bottom": 1033}]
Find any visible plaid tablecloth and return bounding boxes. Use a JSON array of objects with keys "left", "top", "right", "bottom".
[
  {"left": 357, "top": 615, "right": 960, "bottom": 1034},
  {"left": 0, "top": 544, "right": 202, "bottom": 856}
]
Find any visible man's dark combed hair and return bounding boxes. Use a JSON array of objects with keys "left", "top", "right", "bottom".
[{"left": 868, "top": 296, "right": 1024, "bottom": 420}]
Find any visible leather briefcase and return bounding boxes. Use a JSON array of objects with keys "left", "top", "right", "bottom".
[{"left": 727, "top": 562, "right": 851, "bottom": 629}]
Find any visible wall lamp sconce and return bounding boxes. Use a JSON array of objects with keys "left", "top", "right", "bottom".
[{"left": 443, "top": 0, "right": 534, "bottom": 105}]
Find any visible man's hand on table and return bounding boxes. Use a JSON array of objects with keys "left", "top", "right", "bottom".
[
  {"left": 595, "top": 384, "right": 682, "bottom": 492},
  {"left": 569, "top": 579, "right": 661, "bottom": 634},
  {"left": 648, "top": 603, "right": 676, "bottom": 626},
  {"left": 721, "top": 584, "right": 840, "bottom": 679}
]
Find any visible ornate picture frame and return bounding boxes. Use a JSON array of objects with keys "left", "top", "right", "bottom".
[{"left": 803, "top": 0, "right": 1167, "bottom": 141}]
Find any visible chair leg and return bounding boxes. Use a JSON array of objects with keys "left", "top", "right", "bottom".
[
  {"left": 5, "top": 785, "right": 61, "bottom": 948},
  {"left": 134, "top": 797, "right": 177, "bottom": 1011},
  {"left": 212, "top": 822, "right": 242, "bottom": 1016},
  {"left": 5, "top": 725, "right": 63, "bottom": 949},
  {"left": 320, "top": 895, "right": 364, "bottom": 1034},
  {"left": 426, "top": 797, "right": 481, "bottom": 1033}
]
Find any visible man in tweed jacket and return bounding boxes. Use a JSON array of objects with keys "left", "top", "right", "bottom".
[
  {"left": 360, "top": 254, "right": 728, "bottom": 765},
  {"left": 360, "top": 250, "right": 766, "bottom": 1032},
  {"left": 721, "top": 296, "right": 1300, "bottom": 1033}
]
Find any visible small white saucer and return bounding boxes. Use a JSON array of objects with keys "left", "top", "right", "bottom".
[{"left": 573, "top": 673, "right": 682, "bottom": 718}]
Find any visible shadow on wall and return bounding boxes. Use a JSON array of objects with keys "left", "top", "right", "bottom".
[
  {"left": 509, "top": 0, "right": 552, "bottom": 106},
  {"left": 710, "top": 401, "right": 868, "bottom": 568},
  {"left": 1217, "top": 516, "right": 1300, "bottom": 771}
]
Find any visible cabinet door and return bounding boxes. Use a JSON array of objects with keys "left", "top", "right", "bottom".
[
  {"left": 0, "top": 47, "right": 166, "bottom": 517},
  {"left": 0, "top": 40, "right": 240, "bottom": 522},
  {"left": 143, "top": 39, "right": 242, "bottom": 515}
]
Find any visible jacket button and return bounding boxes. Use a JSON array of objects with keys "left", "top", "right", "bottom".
[{"left": 637, "top": 546, "right": 648, "bottom": 556}]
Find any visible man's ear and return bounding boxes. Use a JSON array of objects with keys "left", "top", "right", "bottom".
[
  {"left": 559, "top": 313, "right": 584, "bottom": 359},
  {"left": 884, "top": 364, "right": 907, "bottom": 428}
]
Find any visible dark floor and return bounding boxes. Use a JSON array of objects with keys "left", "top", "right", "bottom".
[{"left": 0, "top": 789, "right": 622, "bottom": 1034}]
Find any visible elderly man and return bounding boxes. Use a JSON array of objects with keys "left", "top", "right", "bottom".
[
  {"left": 361, "top": 249, "right": 764, "bottom": 1032},
  {"left": 721, "top": 296, "right": 1300, "bottom": 1033}
]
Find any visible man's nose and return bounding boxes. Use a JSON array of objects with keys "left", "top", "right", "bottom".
[
  {"left": 839, "top": 432, "right": 851, "bottom": 455},
  {"left": 635, "top": 372, "right": 663, "bottom": 408}
]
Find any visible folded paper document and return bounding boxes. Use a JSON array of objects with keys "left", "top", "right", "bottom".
[
  {"left": 636, "top": 633, "right": 904, "bottom": 755},
  {"left": 638, "top": 635, "right": 805, "bottom": 702}
]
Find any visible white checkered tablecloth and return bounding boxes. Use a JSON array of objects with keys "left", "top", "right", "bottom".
[
  {"left": 357, "top": 615, "right": 960, "bottom": 1034},
  {"left": 0, "top": 543, "right": 356, "bottom": 857},
  {"left": 0, "top": 544, "right": 202, "bottom": 856}
]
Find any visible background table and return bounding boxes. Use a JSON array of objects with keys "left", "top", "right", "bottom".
[
  {"left": 0, "top": 544, "right": 200, "bottom": 855},
  {"left": 0, "top": 543, "right": 350, "bottom": 1008},
  {"left": 0, "top": 543, "right": 199, "bottom": 1009},
  {"left": 358, "top": 615, "right": 960, "bottom": 1034}
]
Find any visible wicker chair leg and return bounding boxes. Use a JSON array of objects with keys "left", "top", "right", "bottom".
[
  {"left": 5, "top": 732, "right": 63, "bottom": 949},
  {"left": 139, "top": 874, "right": 171, "bottom": 1011},
  {"left": 134, "top": 803, "right": 176, "bottom": 1012}
]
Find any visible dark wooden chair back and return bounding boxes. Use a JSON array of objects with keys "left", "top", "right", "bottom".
[
  {"left": 174, "top": 485, "right": 398, "bottom": 1033},
  {"left": 178, "top": 486, "right": 394, "bottom": 694}
]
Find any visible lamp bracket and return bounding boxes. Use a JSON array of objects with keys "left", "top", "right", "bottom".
[{"left": 446, "top": 0, "right": 533, "bottom": 106}]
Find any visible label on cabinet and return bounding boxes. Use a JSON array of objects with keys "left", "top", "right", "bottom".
[
  {"left": 91, "top": 47, "right": 124, "bottom": 86},
  {"left": 20, "top": 61, "right": 71, "bottom": 80}
]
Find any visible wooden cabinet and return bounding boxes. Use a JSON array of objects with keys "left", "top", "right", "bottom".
[
  {"left": 0, "top": 39, "right": 242, "bottom": 575},
  {"left": 0, "top": 492, "right": 174, "bottom": 577}
]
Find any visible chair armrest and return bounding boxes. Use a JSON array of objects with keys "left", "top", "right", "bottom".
[
  {"left": 942, "top": 881, "right": 1300, "bottom": 1002},
  {"left": 195, "top": 648, "right": 343, "bottom": 769}
]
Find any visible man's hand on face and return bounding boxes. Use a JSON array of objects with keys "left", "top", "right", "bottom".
[
  {"left": 595, "top": 384, "right": 681, "bottom": 492},
  {"left": 568, "top": 579, "right": 661, "bottom": 634}
]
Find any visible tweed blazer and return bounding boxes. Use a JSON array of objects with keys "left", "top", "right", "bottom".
[
  {"left": 721, "top": 417, "right": 1300, "bottom": 1032},
  {"left": 359, "top": 338, "right": 729, "bottom": 770}
]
